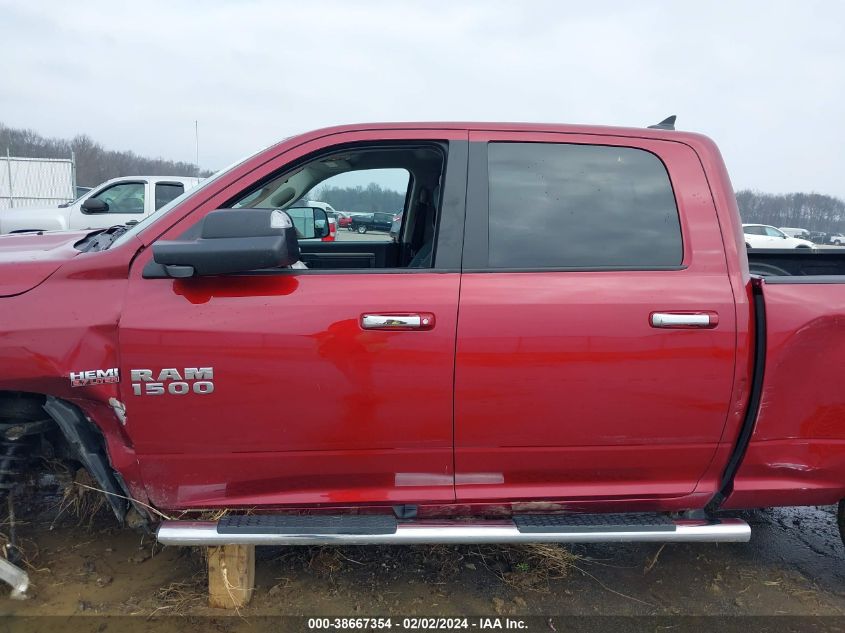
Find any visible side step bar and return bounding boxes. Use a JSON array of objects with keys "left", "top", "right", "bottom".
[{"left": 157, "top": 514, "right": 750, "bottom": 546}]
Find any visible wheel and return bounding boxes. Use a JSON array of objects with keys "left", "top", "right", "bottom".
[
  {"left": 835, "top": 240, "right": 843, "bottom": 246},
  {"left": 745, "top": 243, "right": 752, "bottom": 249},
  {"left": 796, "top": 244, "right": 810, "bottom": 249},
  {"left": 357, "top": 225, "right": 368, "bottom": 234}
]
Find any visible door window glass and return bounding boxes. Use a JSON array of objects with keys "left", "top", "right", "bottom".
[
  {"left": 228, "top": 145, "right": 445, "bottom": 269},
  {"left": 91, "top": 182, "right": 145, "bottom": 214},
  {"left": 487, "top": 143, "right": 682, "bottom": 268},
  {"left": 155, "top": 183, "right": 184, "bottom": 210}
]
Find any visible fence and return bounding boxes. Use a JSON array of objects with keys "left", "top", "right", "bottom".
[{"left": 0, "top": 151, "right": 76, "bottom": 210}]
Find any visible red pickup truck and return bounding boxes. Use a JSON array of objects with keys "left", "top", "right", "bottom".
[{"left": 1, "top": 120, "right": 844, "bottom": 550}]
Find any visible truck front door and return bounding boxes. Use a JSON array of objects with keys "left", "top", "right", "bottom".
[
  {"left": 454, "top": 131, "right": 738, "bottom": 505},
  {"left": 70, "top": 181, "right": 148, "bottom": 230},
  {"left": 118, "top": 131, "right": 467, "bottom": 510}
]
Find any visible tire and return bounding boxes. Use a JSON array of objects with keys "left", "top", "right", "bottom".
[
  {"left": 796, "top": 244, "right": 810, "bottom": 249},
  {"left": 835, "top": 240, "right": 843, "bottom": 246},
  {"left": 357, "top": 225, "right": 368, "bottom": 234},
  {"left": 745, "top": 243, "right": 752, "bottom": 249}
]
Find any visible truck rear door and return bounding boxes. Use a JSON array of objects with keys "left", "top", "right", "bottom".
[{"left": 454, "top": 131, "right": 738, "bottom": 504}]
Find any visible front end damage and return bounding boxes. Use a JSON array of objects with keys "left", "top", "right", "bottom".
[{"left": 0, "top": 393, "right": 152, "bottom": 598}]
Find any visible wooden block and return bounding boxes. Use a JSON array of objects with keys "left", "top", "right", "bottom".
[{"left": 208, "top": 544, "right": 255, "bottom": 609}]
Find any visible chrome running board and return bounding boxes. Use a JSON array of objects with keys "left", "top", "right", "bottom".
[{"left": 157, "top": 516, "right": 750, "bottom": 546}]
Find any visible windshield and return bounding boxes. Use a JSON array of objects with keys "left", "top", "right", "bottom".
[{"left": 109, "top": 146, "right": 272, "bottom": 249}]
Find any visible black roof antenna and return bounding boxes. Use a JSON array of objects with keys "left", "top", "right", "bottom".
[{"left": 648, "top": 115, "right": 676, "bottom": 131}]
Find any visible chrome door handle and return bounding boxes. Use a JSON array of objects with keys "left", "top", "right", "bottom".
[
  {"left": 361, "top": 313, "right": 435, "bottom": 330},
  {"left": 650, "top": 312, "right": 718, "bottom": 328}
]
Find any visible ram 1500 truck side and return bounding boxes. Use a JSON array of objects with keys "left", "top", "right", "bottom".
[{"left": 1, "top": 120, "right": 844, "bottom": 551}]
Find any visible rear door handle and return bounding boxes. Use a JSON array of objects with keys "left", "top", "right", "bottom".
[
  {"left": 650, "top": 312, "right": 719, "bottom": 328},
  {"left": 361, "top": 313, "right": 435, "bottom": 330}
]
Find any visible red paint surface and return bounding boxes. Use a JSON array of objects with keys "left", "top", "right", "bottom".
[
  {"left": 724, "top": 281, "right": 845, "bottom": 508},
  {"left": 0, "top": 122, "right": 841, "bottom": 515}
]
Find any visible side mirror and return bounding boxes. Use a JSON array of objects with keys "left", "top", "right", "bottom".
[
  {"left": 152, "top": 208, "right": 302, "bottom": 278},
  {"left": 285, "top": 207, "right": 330, "bottom": 239},
  {"left": 81, "top": 198, "right": 109, "bottom": 214}
]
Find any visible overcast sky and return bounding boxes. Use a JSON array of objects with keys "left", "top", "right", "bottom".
[{"left": 1, "top": 0, "right": 843, "bottom": 197}]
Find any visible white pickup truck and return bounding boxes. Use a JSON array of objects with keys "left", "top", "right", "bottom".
[{"left": 0, "top": 176, "right": 202, "bottom": 234}]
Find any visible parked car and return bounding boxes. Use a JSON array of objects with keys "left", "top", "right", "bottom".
[
  {"left": 742, "top": 224, "right": 815, "bottom": 249},
  {"left": 328, "top": 210, "right": 348, "bottom": 227},
  {"left": 3, "top": 120, "right": 845, "bottom": 564},
  {"left": 335, "top": 211, "right": 353, "bottom": 229},
  {"left": 0, "top": 176, "right": 202, "bottom": 234},
  {"left": 808, "top": 231, "right": 828, "bottom": 244},
  {"left": 351, "top": 211, "right": 394, "bottom": 233},
  {"left": 830, "top": 233, "right": 845, "bottom": 246},
  {"left": 779, "top": 227, "right": 811, "bottom": 240}
]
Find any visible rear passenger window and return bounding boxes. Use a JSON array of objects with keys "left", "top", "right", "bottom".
[
  {"left": 487, "top": 143, "right": 682, "bottom": 268},
  {"left": 155, "top": 183, "right": 184, "bottom": 210}
]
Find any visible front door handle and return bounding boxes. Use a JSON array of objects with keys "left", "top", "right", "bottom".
[
  {"left": 361, "top": 313, "right": 435, "bottom": 330},
  {"left": 650, "top": 312, "right": 719, "bottom": 329}
]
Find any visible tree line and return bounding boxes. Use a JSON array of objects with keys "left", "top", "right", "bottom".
[
  {"left": 4, "top": 120, "right": 843, "bottom": 228},
  {"left": 313, "top": 183, "right": 405, "bottom": 213},
  {"left": 736, "top": 190, "right": 845, "bottom": 233},
  {"left": 0, "top": 122, "right": 212, "bottom": 187}
]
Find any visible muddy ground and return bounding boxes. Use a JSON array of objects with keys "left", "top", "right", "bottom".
[{"left": 0, "top": 497, "right": 843, "bottom": 632}]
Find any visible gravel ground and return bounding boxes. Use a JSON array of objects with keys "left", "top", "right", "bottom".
[{"left": 0, "top": 500, "right": 843, "bottom": 632}]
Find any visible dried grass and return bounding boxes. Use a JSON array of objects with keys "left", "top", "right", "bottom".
[
  {"left": 475, "top": 543, "right": 579, "bottom": 593},
  {"left": 149, "top": 574, "right": 207, "bottom": 617},
  {"left": 53, "top": 468, "right": 108, "bottom": 529}
]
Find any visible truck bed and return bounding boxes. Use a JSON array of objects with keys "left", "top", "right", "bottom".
[
  {"left": 725, "top": 255, "right": 845, "bottom": 508},
  {"left": 747, "top": 248, "right": 845, "bottom": 280}
]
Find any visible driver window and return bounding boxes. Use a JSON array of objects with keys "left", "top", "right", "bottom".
[
  {"left": 229, "top": 144, "right": 446, "bottom": 270},
  {"left": 303, "top": 169, "right": 409, "bottom": 243},
  {"left": 92, "top": 182, "right": 145, "bottom": 214}
]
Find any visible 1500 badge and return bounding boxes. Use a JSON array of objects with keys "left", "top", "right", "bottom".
[{"left": 130, "top": 367, "right": 214, "bottom": 396}]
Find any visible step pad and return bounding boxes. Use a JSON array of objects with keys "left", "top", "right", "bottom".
[
  {"left": 514, "top": 513, "right": 676, "bottom": 533},
  {"left": 217, "top": 514, "right": 397, "bottom": 536}
]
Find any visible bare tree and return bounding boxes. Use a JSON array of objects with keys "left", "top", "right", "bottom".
[{"left": 0, "top": 123, "right": 213, "bottom": 186}]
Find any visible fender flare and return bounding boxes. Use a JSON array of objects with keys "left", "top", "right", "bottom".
[{"left": 43, "top": 396, "right": 134, "bottom": 525}]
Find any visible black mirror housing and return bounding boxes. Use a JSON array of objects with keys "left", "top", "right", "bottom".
[
  {"left": 81, "top": 198, "right": 109, "bottom": 214},
  {"left": 152, "top": 208, "right": 302, "bottom": 277}
]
